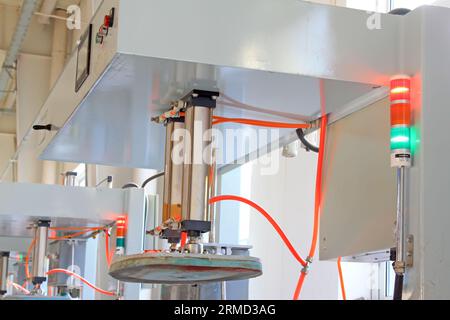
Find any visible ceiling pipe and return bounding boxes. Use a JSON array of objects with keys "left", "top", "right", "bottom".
[
  {"left": 37, "top": 0, "right": 58, "bottom": 24},
  {"left": 0, "top": 0, "right": 41, "bottom": 104}
]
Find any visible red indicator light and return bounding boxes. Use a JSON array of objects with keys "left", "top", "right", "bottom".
[
  {"left": 390, "top": 75, "right": 412, "bottom": 168},
  {"left": 116, "top": 216, "right": 126, "bottom": 226},
  {"left": 116, "top": 216, "right": 127, "bottom": 237},
  {"left": 104, "top": 15, "right": 111, "bottom": 28},
  {"left": 390, "top": 76, "right": 411, "bottom": 127}
]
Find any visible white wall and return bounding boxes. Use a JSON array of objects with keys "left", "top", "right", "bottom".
[
  {"left": 246, "top": 145, "right": 340, "bottom": 299},
  {"left": 16, "top": 53, "right": 52, "bottom": 183},
  {"left": 220, "top": 143, "right": 378, "bottom": 300},
  {"left": 0, "top": 133, "right": 15, "bottom": 182}
]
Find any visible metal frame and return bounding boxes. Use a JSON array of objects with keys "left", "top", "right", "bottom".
[{"left": 4, "top": 0, "right": 404, "bottom": 171}]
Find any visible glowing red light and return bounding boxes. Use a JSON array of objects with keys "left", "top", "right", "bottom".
[
  {"left": 390, "top": 77, "right": 411, "bottom": 102},
  {"left": 390, "top": 76, "right": 411, "bottom": 128}
]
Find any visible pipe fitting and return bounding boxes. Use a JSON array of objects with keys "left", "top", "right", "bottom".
[{"left": 301, "top": 257, "right": 314, "bottom": 274}]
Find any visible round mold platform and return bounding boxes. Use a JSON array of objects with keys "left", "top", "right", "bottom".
[{"left": 108, "top": 252, "right": 262, "bottom": 284}]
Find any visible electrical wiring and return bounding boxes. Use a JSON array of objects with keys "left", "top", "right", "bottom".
[
  {"left": 212, "top": 116, "right": 311, "bottom": 129},
  {"left": 180, "top": 231, "right": 188, "bottom": 249},
  {"left": 121, "top": 183, "right": 140, "bottom": 189},
  {"left": 177, "top": 111, "right": 311, "bottom": 129},
  {"left": 141, "top": 171, "right": 165, "bottom": 189},
  {"left": 8, "top": 281, "right": 30, "bottom": 295},
  {"left": 296, "top": 128, "right": 319, "bottom": 153},
  {"left": 293, "top": 114, "right": 328, "bottom": 300},
  {"left": 26, "top": 226, "right": 110, "bottom": 280},
  {"left": 337, "top": 257, "right": 347, "bottom": 300},
  {"left": 144, "top": 250, "right": 162, "bottom": 253},
  {"left": 50, "top": 226, "right": 105, "bottom": 232},
  {"left": 104, "top": 229, "right": 113, "bottom": 267},
  {"left": 49, "top": 230, "right": 97, "bottom": 241},
  {"left": 217, "top": 94, "right": 314, "bottom": 122},
  {"left": 293, "top": 271, "right": 307, "bottom": 300},
  {"left": 25, "top": 238, "right": 36, "bottom": 280},
  {"left": 46, "top": 269, "right": 116, "bottom": 297},
  {"left": 209, "top": 195, "right": 307, "bottom": 267},
  {"left": 49, "top": 226, "right": 110, "bottom": 241}
]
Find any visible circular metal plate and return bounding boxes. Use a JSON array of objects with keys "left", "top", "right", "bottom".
[{"left": 109, "top": 252, "right": 262, "bottom": 284}]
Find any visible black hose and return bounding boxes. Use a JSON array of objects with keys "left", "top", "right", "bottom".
[
  {"left": 389, "top": 8, "right": 411, "bottom": 16},
  {"left": 122, "top": 183, "right": 139, "bottom": 189},
  {"left": 296, "top": 128, "right": 319, "bottom": 153},
  {"left": 393, "top": 273, "right": 404, "bottom": 300},
  {"left": 141, "top": 171, "right": 165, "bottom": 189}
]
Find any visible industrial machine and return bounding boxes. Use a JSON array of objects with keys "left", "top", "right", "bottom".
[{"left": 1, "top": 0, "right": 450, "bottom": 300}]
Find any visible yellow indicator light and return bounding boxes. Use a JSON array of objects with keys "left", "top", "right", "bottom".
[{"left": 391, "top": 87, "right": 410, "bottom": 94}]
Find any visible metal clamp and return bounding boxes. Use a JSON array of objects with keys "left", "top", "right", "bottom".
[
  {"left": 301, "top": 256, "right": 314, "bottom": 274},
  {"left": 151, "top": 101, "right": 186, "bottom": 124},
  {"left": 393, "top": 260, "right": 406, "bottom": 275}
]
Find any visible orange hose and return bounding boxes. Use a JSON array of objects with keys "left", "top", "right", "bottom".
[
  {"left": 49, "top": 228, "right": 101, "bottom": 241},
  {"left": 49, "top": 226, "right": 104, "bottom": 231},
  {"left": 180, "top": 232, "right": 188, "bottom": 248},
  {"left": 9, "top": 281, "right": 30, "bottom": 295},
  {"left": 25, "top": 238, "right": 36, "bottom": 280},
  {"left": 212, "top": 116, "right": 311, "bottom": 129},
  {"left": 26, "top": 228, "right": 103, "bottom": 279},
  {"left": 209, "top": 195, "right": 306, "bottom": 267},
  {"left": 293, "top": 114, "right": 327, "bottom": 300},
  {"left": 308, "top": 115, "right": 327, "bottom": 258},
  {"left": 46, "top": 269, "right": 116, "bottom": 297},
  {"left": 178, "top": 112, "right": 310, "bottom": 129},
  {"left": 144, "top": 250, "right": 162, "bottom": 253},
  {"left": 104, "top": 229, "right": 113, "bottom": 266},
  {"left": 293, "top": 271, "right": 307, "bottom": 300},
  {"left": 337, "top": 257, "right": 347, "bottom": 300}
]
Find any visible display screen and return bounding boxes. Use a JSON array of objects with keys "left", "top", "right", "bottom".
[{"left": 75, "top": 24, "right": 92, "bottom": 92}]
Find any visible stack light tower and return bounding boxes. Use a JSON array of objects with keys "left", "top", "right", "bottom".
[{"left": 390, "top": 75, "right": 412, "bottom": 300}]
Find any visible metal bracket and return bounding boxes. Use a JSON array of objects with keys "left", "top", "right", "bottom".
[{"left": 406, "top": 234, "right": 414, "bottom": 267}]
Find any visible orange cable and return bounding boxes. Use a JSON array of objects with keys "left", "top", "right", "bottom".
[
  {"left": 293, "top": 114, "right": 328, "bottom": 300},
  {"left": 49, "top": 228, "right": 102, "bottom": 241},
  {"left": 104, "top": 229, "right": 113, "bottom": 266},
  {"left": 9, "top": 281, "right": 30, "bottom": 295},
  {"left": 293, "top": 271, "right": 307, "bottom": 300},
  {"left": 25, "top": 238, "right": 36, "bottom": 280},
  {"left": 180, "top": 232, "right": 188, "bottom": 249},
  {"left": 209, "top": 195, "right": 306, "bottom": 267},
  {"left": 177, "top": 112, "right": 310, "bottom": 129},
  {"left": 46, "top": 269, "right": 116, "bottom": 297},
  {"left": 144, "top": 250, "right": 162, "bottom": 253},
  {"left": 212, "top": 116, "right": 311, "bottom": 129},
  {"left": 49, "top": 226, "right": 105, "bottom": 231},
  {"left": 337, "top": 257, "right": 347, "bottom": 300},
  {"left": 26, "top": 228, "right": 103, "bottom": 279}
]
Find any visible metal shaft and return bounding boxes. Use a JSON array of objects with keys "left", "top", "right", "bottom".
[
  {"left": 163, "top": 120, "right": 185, "bottom": 223},
  {"left": 208, "top": 148, "right": 217, "bottom": 243},
  {"left": 395, "top": 167, "right": 406, "bottom": 269},
  {"left": 32, "top": 221, "right": 50, "bottom": 284},
  {"left": 182, "top": 106, "right": 214, "bottom": 222},
  {"left": 64, "top": 172, "right": 77, "bottom": 186},
  {"left": 0, "top": 252, "right": 9, "bottom": 295}
]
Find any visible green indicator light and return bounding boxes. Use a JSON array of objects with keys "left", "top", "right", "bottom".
[
  {"left": 391, "top": 126, "right": 411, "bottom": 150},
  {"left": 116, "top": 237, "right": 125, "bottom": 247}
]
